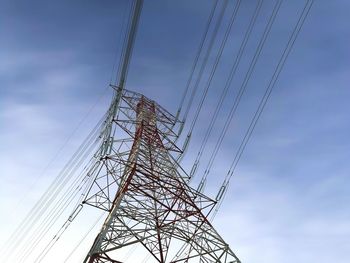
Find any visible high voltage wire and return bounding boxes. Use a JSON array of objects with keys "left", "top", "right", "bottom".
[
  {"left": 4, "top": 0, "right": 134, "bottom": 250},
  {"left": 175, "top": 0, "right": 237, "bottom": 163},
  {"left": 11, "top": 1, "right": 142, "bottom": 261},
  {"left": 212, "top": 0, "right": 314, "bottom": 220},
  {"left": 187, "top": 0, "right": 241, "bottom": 134},
  {"left": 15, "top": 65, "right": 123, "bottom": 263},
  {"left": 2, "top": 1, "right": 141, "bottom": 261},
  {"left": 2, "top": 114, "right": 106, "bottom": 262},
  {"left": 109, "top": 0, "right": 131, "bottom": 86},
  {"left": 18, "top": 154, "right": 99, "bottom": 262},
  {"left": 0, "top": 1, "right": 131, "bottom": 260},
  {"left": 177, "top": 0, "right": 242, "bottom": 163},
  {"left": 189, "top": 0, "right": 263, "bottom": 180},
  {"left": 116, "top": 0, "right": 143, "bottom": 89},
  {"left": 175, "top": 0, "right": 219, "bottom": 121},
  {"left": 10, "top": 96, "right": 120, "bottom": 262},
  {"left": 180, "top": 0, "right": 229, "bottom": 124},
  {"left": 63, "top": 212, "right": 106, "bottom": 263},
  {"left": 5, "top": 120, "right": 106, "bottom": 262},
  {"left": 0, "top": 86, "right": 109, "bottom": 256},
  {"left": 13, "top": 95, "right": 121, "bottom": 262},
  {"left": 115, "top": 0, "right": 137, "bottom": 87},
  {"left": 197, "top": 0, "right": 283, "bottom": 193},
  {"left": 30, "top": 158, "right": 104, "bottom": 262}
]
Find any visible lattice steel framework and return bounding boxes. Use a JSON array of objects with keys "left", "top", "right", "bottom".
[{"left": 82, "top": 88, "right": 240, "bottom": 263}]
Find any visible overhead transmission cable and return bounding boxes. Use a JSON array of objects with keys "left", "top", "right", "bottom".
[
  {"left": 2, "top": 113, "right": 107, "bottom": 263},
  {"left": 12, "top": 78, "right": 121, "bottom": 262},
  {"left": 211, "top": 0, "right": 315, "bottom": 220},
  {"left": 0, "top": 87, "right": 109, "bottom": 259},
  {"left": 13, "top": 93, "right": 121, "bottom": 262},
  {"left": 17, "top": 150, "right": 101, "bottom": 263},
  {"left": 18, "top": 96, "right": 120, "bottom": 262},
  {"left": 188, "top": 0, "right": 241, "bottom": 134},
  {"left": 0, "top": 0, "right": 130, "bottom": 256},
  {"left": 180, "top": 0, "right": 229, "bottom": 124},
  {"left": 114, "top": 0, "right": 136, "bottom": 87},
  {"left": 115, "top": 0, "right": 143, "bottom": 90},
  {"left": 197, "top": 0, "right": 283, "bottom": 193},
  {"left": 189, "top": 0, "right": 263, "bottom": 180},
  {"left": 175, "top": 0, "right": 231, "bottom": 158},
  {"left": 6, "top": 115, "right": 102, "bottom": 263},
  {"left": 27, "top": 150, "right": 105, "bottom": 262},
  {"left": 13, "top": 4, "right": 135, "bottom": 258},
  {"left": 174, "top": 0, "right": 219, "bottom": 120},
  {"left": 11, "top": 1, "right": 144, "bottom": 262},
  {"left": 33, "top": 210, "right": 103, "bottom": 263},
  {"left": 109, "top": 0, "right": 132, "bottom": 85},
  {"left": 7, "top": 70, "right": 117, "bottom": 262},
  {"left": 178, "top": 0, "right": 242, "bottom": 161},
  {"left": 5, "top": 4, "right": 134, "bottom": 250},
  {"left": 63, "top": 212, "right": 106, "bottom": 263}
]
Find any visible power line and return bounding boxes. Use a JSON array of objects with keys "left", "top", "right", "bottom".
[
  {"left": 109, "top": 1, "right": 131, "bottom": 85},
  {"left": 187, "top": 0, "right": 242, "bottom": 134},
  {"left": 175, "top": 0, "right": 219, "bottom": 120},
  {"left": 189, "top": 0, "right": 263, "bottom": 180},
  {"left": 11, "top": 94, "right": 120, "bottom": 262},
  {"left": 0, "top": 86, "right": 109, "bottom": 256},
  {"left": 64, "top": 212, "right": 105, "bottom": 263},
  {"left": 175, "top": 0, "right": 237, "bottom": 163},
  {"left": 116, "top": 0, "right": 143, "bottom": 89},
  {"left": 180, "top": 0, "right": 229, "bottom": 123},
  {"left": 212, "top": 0, "right": 315, "bottom": 220},
  {"left": 197, "top": 0, "right": 283, "bottom": 192},
  {"left": 5, "top": 118, "right": 101, "bottom": 263},
  {"left": 2, "top": 113, "right": 106, "bottom": 262},
  {"left": 3, "top": 1, "right": 143, "bottom": 261}
]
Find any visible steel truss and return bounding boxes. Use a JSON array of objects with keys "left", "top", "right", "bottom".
[{"left": 83, "top": 89, "right": 240, "bottom": 263}]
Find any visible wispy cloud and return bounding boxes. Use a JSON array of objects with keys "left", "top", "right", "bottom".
[{"left": 0, "top": 0, "right": 349, "bottom": 262}]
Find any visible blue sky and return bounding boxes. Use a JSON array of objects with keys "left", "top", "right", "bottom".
[{"left": 1, "top": 0, "right": 350, "bottom": 262}]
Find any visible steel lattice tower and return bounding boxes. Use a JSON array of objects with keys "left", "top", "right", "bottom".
[
  {"left": 82, "top": 88, "right": 240, "bottom": 263},
  {"left": 80, "top": 0, "right": 240, "bottom": 262}
]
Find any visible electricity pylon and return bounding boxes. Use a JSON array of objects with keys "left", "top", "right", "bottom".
[
  {"left": 82, "top": 88, "right": 240, "bottom": 263},
  {"left": 80, "top": 0, "right": 239, "bottom": 261}
]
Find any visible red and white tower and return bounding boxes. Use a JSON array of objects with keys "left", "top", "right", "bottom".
[{"left": 82, "top": 89, "right": 240, "bottom": 263}]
